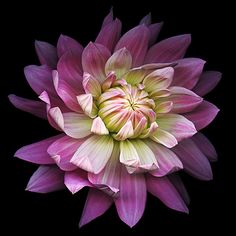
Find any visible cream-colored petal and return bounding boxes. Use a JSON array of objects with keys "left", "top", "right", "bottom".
[{"left": 91, "top": 117, "right": 109, "bottom": 135}]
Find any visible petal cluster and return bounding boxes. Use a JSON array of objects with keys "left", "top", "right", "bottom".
[{"left": 10, "top": 9, "right": 220, "bottom": 228}]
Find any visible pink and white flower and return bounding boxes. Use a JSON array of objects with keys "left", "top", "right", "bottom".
[{"left": 9, "top": 9, "right": 220, "bottom": 227}]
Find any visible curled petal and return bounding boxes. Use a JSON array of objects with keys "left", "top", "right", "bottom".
[
  {"left": 82, "top": 73, "right": 101, "bottom": 98},
  {"left": 79, "top": 189, "right": 113, "bottom": 227},
  {"left": 184, "top": 101, "right": 219, "bottom": 130},
  {"left": 47, "top": 135, "right": 85, "bottom": 171},
  {"left": 77, "top": 94, "right": 98, "bottom": 118},
  {"left": 91, "top": 116, "right": 109, "bottom": 135},
  {"left": 145, "top": 34, "right": 191, "bottom": 63},
  {"left": 102, "top": 8, "right": 114, "bottom": 27},
  {"left": 82, "top": 42, "right": 111, "bottom": 83},
  {"left": 64, "top": 169, "right": 91, "bottom": 194},
  {"left": 115, "top": 25, "right": 150, "bottom": 67},
  {"left": 158, "top": 86, "right": 203, "bottom": 113},
  {"left": 105, "top": 48, "right": 132, "bottom": 78},
  {"left": 8, "top": 94, "right": 46, "bottom": 119},
  {"left": 57, "top": 34, "right": 83, "bottom": 57},
  {"left": 26, "top": 166, "right": 65, "bottom": 193},
  {"left": 193, "top": 71, "right": 222, "bottom": 96}
]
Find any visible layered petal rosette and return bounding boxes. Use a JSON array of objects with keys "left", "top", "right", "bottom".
[{"left": 10, "top": 9, "right": 220, "bottom": 227}]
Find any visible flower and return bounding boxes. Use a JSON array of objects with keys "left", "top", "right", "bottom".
[{"left": 9, "top": 9, "right": 221, "bottom": 227}]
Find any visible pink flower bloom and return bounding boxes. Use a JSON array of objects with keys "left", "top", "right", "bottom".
[{"left": 9, "top": 9, "right": 220, "bottom": 227}]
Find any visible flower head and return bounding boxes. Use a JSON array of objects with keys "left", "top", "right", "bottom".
[{"left": 9, "top": 9, "right": 220, "bottom": 227}]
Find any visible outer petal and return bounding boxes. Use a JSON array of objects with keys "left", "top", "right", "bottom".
[
  {"left": 147, "top": 175, "right": 189, "bottom": 213},
  {"left": 115, "top": 167, "right": 146, "bottom": 228},
  {"left": 171, "top": 58, "right": 206, "bottom": 90},
  {"left": 148, "top": 23, "right": 163, "bottom": 46},
  {"left": 115, "top": 25, "right": 150, "bottom": 67},
  {"left": 70, "top": 135, "right": 114, "bottom": 174},
  {"left": 184, "top": 101, "right": 219, "bottom": 130},
  {"left": 47, "top": 135, "right": 86, "bottom": 171},
  {"left": 24, "top": 65, "right": 56, "bottom": 96},
  {"left": 157, "top": 86, "right": 203, "bottom": 113},
  {"left": 105, "top": 48, "right": 132, "bottom": 78},
  {"left": 173, "top": 138, "right": 213, "bottom": 180},
  {"left": 156, "top": 113, "right": 197, "bottom": 141},
  {"left": 191, "top": 133, "right": 218, "bottom": 162},
  {"left": 193, "top": 71, "right": 222, "bottom": 96},
  {"left": 169, "top": 174, "right": 190, "bottom": 205},
  {"left": 96, "top": 18, "right": 122, "bottom": 51},
  {"left": 35, "top": 40, "right": 57, "bottom": 68},
  {"left": 79, "top": 189, "right": 113, "bottom": 227},
  {"left": 64, "top": 169, "right": 91, "bottom": 194},
  {"left": 63, "top": 112, "right": 92, "bottom": 139},
  {"left": 57, "top": 34, "right": 83, "bottom": 57},
  {"left": 88, "top": 142, "right": 121, "bottom": 197},
  {"left": 8, "top": 94, "right": 47, "bottom": 119},
  {"left": 82, "top": 42, "right": 111, "bottom": 83},
  {"left": 145, "top": 34, "right": 191, "bottom": 63},
  {"left": 15, "top": 134, "right": 63, "bottom": 165},
  {"left": 26, "top": 165, "right": 65, "bottom": 193},
  {"left": 146, "top": 140, "right": 183, "bottom": 177},
  {"left": 102, "top": 8, "right": 114, "bottom": 27}
]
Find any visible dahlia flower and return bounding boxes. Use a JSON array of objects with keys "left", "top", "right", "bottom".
[{"left": 9, "top": 9, "right": 221, "bottom": 227}]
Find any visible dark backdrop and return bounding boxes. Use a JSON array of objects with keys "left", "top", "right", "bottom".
[{"left": 2, "top": 0, "right": 234, "bottom": 235}]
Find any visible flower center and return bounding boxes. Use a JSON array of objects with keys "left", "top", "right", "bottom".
[{"left": 97, "top": 84, "right": 158, "bottom": 140}]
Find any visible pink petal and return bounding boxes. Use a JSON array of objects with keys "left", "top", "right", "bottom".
[
  {"left": 160, "top": 86, "right": 203, "bottom": 113},
  {"left": 64, "top": 169, "right": 91, "bottom": 194},
  {"left": 115, "top": 25, "right": 150, "bottom": 67},
  {"left": 63, "top": 112, "right": 92, "bottom": 139},
  {"left": 70, "top": 135, "right": 114, "bottom": 174},
  {"left": 26, "top": 165, "right": 65, "bottom": 193},
  {"left": 168, "top": 174, "right": 190, "bottom": 205},
  {"left": 24, "top": 65, "right": 56, "bottom": 96},
  {"left": 147, "top": 175, "right": 189, "bottom": 213},
  {"left": 53, "top": 70, "right": 82, "bottom": 113},
  {"left": 47, "top": 135, "right": 86, "bottom": 171},
  {"left": 35, "top": 40, "right": 58, "bottom": 68},
  {"left": 82, "top": 42, "right": 111, "bottom": 83},
  {"left": 148, "top": 22, "right": 163, "bottom": 46},
  {"left": 156, "top": 113, "right": 197, "bottom": 141},
  {"left": 147, "top": 141, "right": 183, "bottom": 177},
  {"left": 15, "top": 134, "right": 63, "bottom": 165},
  {"left": 173, "top": 138, "right": 213, "bottom": 180},
  {"left": 8, "top": 94, "right": 47, "bottom": 119},
  {"left": 96, "top": 18, "right": 122, "bottom": 51},
  {"left": 102, "top": 8, "right": 114, "bottom": 27},
  {"left": 145, "top": 34, "right": 191, "bottom": 63},
  {"left": 88, "top": 142, "right": 121, "bottom": 197},
  {"left": 79, "top": 189, "right": 113, "bottom": 227},
  {"left": 115, "top": 167, "right": 146, "bottom": 228},
  {"left": 184, "top": 101, "right": 219, "bottom": 130},
  {"left": 139, "top": 13, "right": 152, "bottom": 25},
  {"left": 191, "top": 133, "right": 218, "bottom": 162},
  {"left": 57, "top": 34, "right": 83, "bottom": 57},
  {"left": 193, "top": 71, "right": 222, "bottom": 96},
  {"left": 91, "top": 117, "right": 109, "bottom": 135},
  {"left": 105, "top": 48, "right": 132, "bottom": 78},
  {"left": 82, "top": 73, "right": 102, "bottom": 98},
  {"left": 171, "top": 58, "right": 206, "bottom": 89}
]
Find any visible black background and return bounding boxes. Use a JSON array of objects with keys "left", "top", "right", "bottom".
[{"left": 2, "top": 0, "right": 234, "bottom": 235}]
